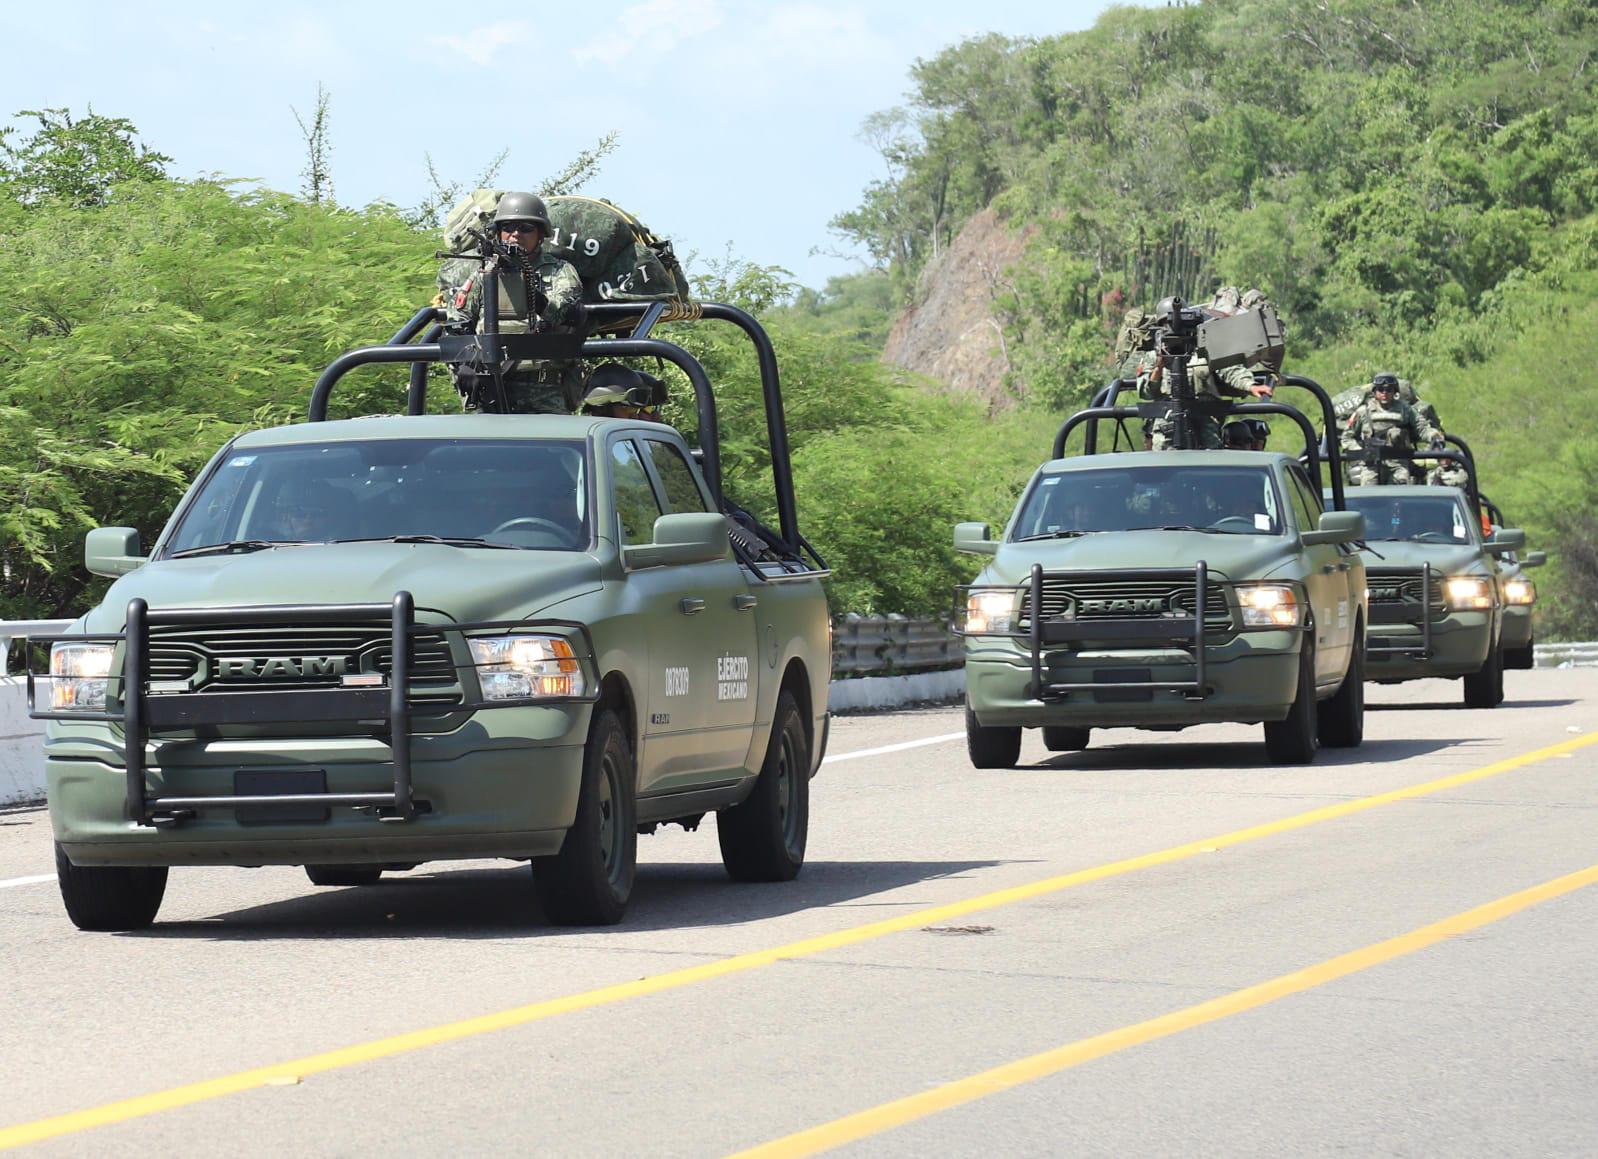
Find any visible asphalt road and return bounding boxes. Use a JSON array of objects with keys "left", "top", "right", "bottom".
[{"left": 2, "top": 670, "right": 1596, "bottom": 1157}]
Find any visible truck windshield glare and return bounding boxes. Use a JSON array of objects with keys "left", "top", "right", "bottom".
[
  {"left": 165, "top": 439, "right": 590, "bottom": 554},
  {"left": 1012, "top": 465, "right": 1283, "bottom": 540}
]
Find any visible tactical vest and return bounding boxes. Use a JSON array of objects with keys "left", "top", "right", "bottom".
[{"left": 1356, "top": 402, "right": 1414, "bottom": 447}]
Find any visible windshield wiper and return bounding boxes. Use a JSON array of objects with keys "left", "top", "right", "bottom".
[
  {"left": 1016, "top": 530, "right": 1091, "bottom": 542},
  {"left": 332, "top": 534, "right": 520, "bottom": 550},
  {"left": 168, "top": 540, "right": 313, "bottom": 558},
  {"left": 1154, "top": 524, "right": 1231, "bottom": 534}
]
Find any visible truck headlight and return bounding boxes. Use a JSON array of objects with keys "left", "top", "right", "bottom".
[
  {"left": 1237, "top": 584, "right": 1301, "bottom": 628},
  {"left": 1445, "top": 576, "right": 1494, "bottom": 610},
  {"left": 1503, "top": 578, "right": 1536, "bottom": 606},
  {"left": 468, "top": 635, "right": 585, "bottom": 700},
  {"left": 49, "top": 642, "right": 115, "bottom": 712},
  {"left": 964, "top": 588, "right": 1022, "bottom": 634}
]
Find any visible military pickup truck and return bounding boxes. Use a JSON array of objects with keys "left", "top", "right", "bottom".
[
  {"left": 956, "top": 376, "right": 1368, "bottom": 768},
  {"left": 1479, "top": 495, "right": 1544, "bottom": 671},
  {"left": 30, "top": 301, "right": 831, "bottom": 930},
  {"left": 1340, "top": 484, "right": 1524, "bottom": 706}
]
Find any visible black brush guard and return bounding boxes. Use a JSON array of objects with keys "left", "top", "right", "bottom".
[
  {"left": 26, "top": 592, "right": 597, "bottom": 828},
  {"left": 1365, "top": 563, "right": 1439, "bottom": 660},
  {"left": 959, "top": 564, "right": 1214, "bottom": 702}
]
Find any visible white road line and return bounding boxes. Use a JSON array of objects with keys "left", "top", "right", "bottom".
[
  {"left": 821, "top": 732, "right": 965, "bottom": 766},
  {"left": 0, "top": 874, "right": 54, "bottom": 891},
  {"left": 0, "top": 733, "right": 969, "bottom": 891}
]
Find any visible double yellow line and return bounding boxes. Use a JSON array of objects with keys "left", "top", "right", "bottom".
[{"left": 3, "top": 729, "right": 1595, "bottom": 1151}]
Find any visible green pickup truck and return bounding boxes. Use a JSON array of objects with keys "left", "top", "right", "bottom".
[
  {"left": 957, "top": 377, "right": 1368, "bottom": 768},
  {"left": 1479, "top": 494, "right": 1545, "bottom": 670},
  {"left": 31, "top": 302, "right": 831, "bottom": 930},
  {"left": 1340, "top": 485, "right": 1525, "bottom": 705}
]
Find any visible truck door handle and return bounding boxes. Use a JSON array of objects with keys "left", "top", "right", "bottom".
[
  {"left": 733, "top": 595, "right": 758, "bottom": 611},
  {"left": 680, "top": 598, "right": 706, "bottom": 615}
]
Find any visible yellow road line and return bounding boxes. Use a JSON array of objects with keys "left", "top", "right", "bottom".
[
  {"left": 729, "top": 859, "right": 1598, "bottom": 1158},
  {"left": 3, "top": 730, "right": 1595, "bottom": 1151}
]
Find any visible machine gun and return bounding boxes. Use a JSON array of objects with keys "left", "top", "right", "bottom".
[{"left": 1140, "top": 296, "right": 1287, "bottom": 450}]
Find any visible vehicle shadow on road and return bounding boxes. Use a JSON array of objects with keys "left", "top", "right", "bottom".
[
  {"left": 1023, "top": 735, "right": 1479, "bottom": 772},
  {"left": 1366, "top": 697, "right": 1576, "bottom": 711},
  {"left": 121, "top": 858, "right": 1003, "bottom": 941}
]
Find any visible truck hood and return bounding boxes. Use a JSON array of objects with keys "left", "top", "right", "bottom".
[
  {"left": 1358, "top": 541, "right": 1487, "bottom": 575},
  {"left": 987, "top": 531, "right": 1300, "bottom": 585},
  {"left": 87, "top": 542, "right": 604, "bottom": 630}
]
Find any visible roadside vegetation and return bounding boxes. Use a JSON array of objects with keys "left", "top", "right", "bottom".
[{"left": 5, "top": 0, "right": 1597, "bottom": 631}]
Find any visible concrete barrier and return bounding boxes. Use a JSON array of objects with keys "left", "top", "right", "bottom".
[{"left": 0, "top": 679, "right": 46, "bottom": 808}]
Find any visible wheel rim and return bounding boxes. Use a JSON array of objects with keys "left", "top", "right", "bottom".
[
  {"left": 598, "top": 748, "right": 623, "bottom": 886},
  {"left": 776, "top": 725, "right": 801, "bottom": 856}
]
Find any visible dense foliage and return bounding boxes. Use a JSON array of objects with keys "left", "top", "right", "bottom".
[{"left": 831, "top": 0, "right": 1598, "bottom": 636}]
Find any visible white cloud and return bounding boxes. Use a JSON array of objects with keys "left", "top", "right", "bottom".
[
  {"left": 431, "top": 21, "right": 534, "bottom": 67},
  {"left": 572, "top": 0, "right": 724, "bottom": 65}
]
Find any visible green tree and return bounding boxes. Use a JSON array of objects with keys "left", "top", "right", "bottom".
[{"left": 0, "top": 107, "right": 170, "bottom": 207}]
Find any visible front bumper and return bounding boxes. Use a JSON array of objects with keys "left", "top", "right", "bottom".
[
  {"left": 48, "top": 703, "right": 588, "bottom": 866},
  {"left": 1366, "top": 610, "right": 1494, "bottom": 680},
  {"left": 965, "top": 630, "right": 1304, "bottom": 728},
  {"left": 1500, "top": 606, "right": 1533, "bottom": 651}
]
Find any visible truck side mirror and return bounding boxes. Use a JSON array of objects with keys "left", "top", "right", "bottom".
[
  {"left": 1522, "top": 550, "right": 1546, "bottom": 569},
  {"left": 85, "top": 527, "right": 147, "bottom": 577},
  {"left": 621, "top": 512, "right": 730, "bottom": 570},
  {"left": 1486, "top": 527, "right": 1526, "bottom": 556},
  {"left": 954, "top": 522, "right": 998, "bottom": 556},
  {"left": 1301, "top": 510, "right": 1364, "bottom": 546}
]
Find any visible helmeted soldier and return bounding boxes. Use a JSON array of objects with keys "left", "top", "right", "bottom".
[
  {"left": 441, "top": 192, "right": 587, "bottom": 414},
  {"left": 580, "top": 363, "right": 668, "bottom": 422},
  {"left": 1118, "top": 286, "right": 1282, "bottom": 451},
  {"left": 1341, "top": 371, "right": 1444, "bottom": 485}
]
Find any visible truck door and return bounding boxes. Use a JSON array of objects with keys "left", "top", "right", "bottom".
[
  {"left": 636, "top": 436, "right": 760, "bottom": 782},
  {"left": 1287, "top": 467, "right": 1353, "bottom": 683}
]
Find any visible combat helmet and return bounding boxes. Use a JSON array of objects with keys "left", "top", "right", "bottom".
[{"left": 493, "top": 191, "right": 552, "bottom": 231}]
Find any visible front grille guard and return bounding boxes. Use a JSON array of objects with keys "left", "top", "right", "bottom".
[
  {"left": 25, "top": 592, "right": 598, "bottom": 827},
  {"left": 957, "top": 564, "right": 1216, "bottom": 702},
  {"left": 1365, "top": 562, "right": 1438, "bottom": 660}
]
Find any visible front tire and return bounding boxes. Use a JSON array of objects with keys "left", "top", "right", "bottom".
[
  {"left": 719, "top": 690, "right": 810, "bottom": 882},
  {"left": 534, "top": 708, "right": 637, "bottom": 925},
  {"left": 966, "top": 705, "right": 1022, "bottom": 769},
  {"left": 1264, "top": 640, "right": 1319, "bottom": 764},
  {"left": 1042, "top": 726, "right": 1091, "bottom": 752},
  {"left": 1317, "top": 626, "right": 1365, "bottom": 748},
  {"left": 305, "top": 865, "right": 384, "bottom": 887},
  {"left": 1504, "top": 639, "right": 1535, "bottom": 670},
  {"left": 55, "top": 842, "right": 167, "bottom": 931},
  {"left": 1463, "top": 644, "right": 1503, "bottom": 709}
]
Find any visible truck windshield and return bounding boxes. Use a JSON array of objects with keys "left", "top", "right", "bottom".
[
  {"left": 1011, "top": 465, "right": 1283, "bottom": 539},
  {"left": 1344, "top": 494, "right": 1473, "bottom": 543},
  {"left": 164, "top": 438, "right": 590, "bottom": 554}
]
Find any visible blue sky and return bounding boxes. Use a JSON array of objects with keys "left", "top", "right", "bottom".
[{"left": 2, "top": 1, "right": 1145, "bottom": 289}]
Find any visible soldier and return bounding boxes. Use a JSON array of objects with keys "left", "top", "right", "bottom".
[
  {"left": 1341, "top": 372, "right": 1443, "bottom": 485},
  {"left": 441, "top": 192, "right": 587, "bottom": 414},
  {"left": 1119, "top": 286, "right": 1281, "bottom": 450},
  {"left": 581, "top": 364, "right": 667, "bottom": 421}
]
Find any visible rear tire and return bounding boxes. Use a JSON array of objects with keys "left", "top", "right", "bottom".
[
  {"left": 55, "top": 842, "right": 166, "bottom": 931},
  {"left": 1317, "top": 626, "right": 1365, "bottom": 748},
  {"left": 305, "top": 865, "right": 384, "bottom": 887},
  {"left": 534, "top": 708, "right": 637, "bottom": 925},
  {"left": 1264, "top": 641, "right": 1318, "bottom": 764},
  {"left": 966, "top": 705, "right": 1021, "bottom": 769},
  {"left": 1042, "top": 726, "right": 1091, "bottom": 752},
  {"left": 718, "top": 689, "right": 810, "bottom": 883},
  {"left": 1463, "top": 644, "right": 1503, "bottom": 709}
]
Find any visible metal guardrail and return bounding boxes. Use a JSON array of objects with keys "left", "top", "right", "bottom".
[
  {"left": 832, "top": 615, "right": 959, "bottom": 676},
  {"left": 1535, "top": 642, "right": 1598, "bottom": 668}
]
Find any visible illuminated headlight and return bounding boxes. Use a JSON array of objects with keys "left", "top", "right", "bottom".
[
  {"left": 1445, "top": 576, "right": 1494, "bottom": 610},
  {"left": 1237, "top": 584, "right": 1302, "bottom": 628},
  {"left": 1502, "top": 578, "right": 1536, "bottom": 606},
  {"left": 49, "top": 642, "right": 115, "bottom": 712},
  {"left": 468, "top": 635, "right": 585, "bottom": 700},
  {"left": 965, "top": 589, "right": 1023, "bottom": 634}
]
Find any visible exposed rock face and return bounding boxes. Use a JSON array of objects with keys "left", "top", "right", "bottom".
[{"left": 882, "top": 208, "right": 1034, "bottom": 410}]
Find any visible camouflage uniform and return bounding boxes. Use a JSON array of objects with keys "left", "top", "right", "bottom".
[
  {"left": 1119, "top": 287, "right": 1280, "bottom": 450},
  {"left": 438, "top": 253, "right": 587, "bottom": 414},
  {"left": 1335, "top": 379, "right": 1464, "bottom": 487},
  {"left": 1341, "top": 395, "right": 1443, "bottom": 485}
]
